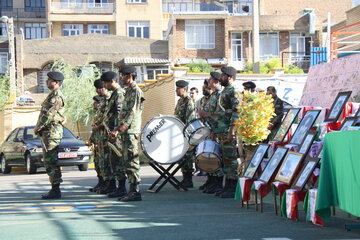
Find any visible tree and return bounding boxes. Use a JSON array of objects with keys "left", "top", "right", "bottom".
[{"left": 0, "top": 74, "right": 10, "bottom": 110}]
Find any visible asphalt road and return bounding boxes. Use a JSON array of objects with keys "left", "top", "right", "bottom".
[{"left": 0, "top": 165, "right": 359, "bottom": 240}]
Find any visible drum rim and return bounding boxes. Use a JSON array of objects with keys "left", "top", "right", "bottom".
[{"left": 140, "top": 115, "right": 189, "bottom": 164}]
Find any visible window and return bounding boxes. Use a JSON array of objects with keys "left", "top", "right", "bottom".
[
  {"left": 290, "top": 33, "right": 311, "bottom": 60},
  {"left": 231, "top": 33, "right": 242, "bottom": 61},
  {"left": 63, "top": 24, "right": 83, "bottom": 36},
  {"left": 128, "top": 21, "right": 150, "bottom": 39},
  {"left": 185, "top": 20, "right": 215, "bottom": 49},
  {"left": 88, "top": 24, "right": 109, "bottom": 34},
  {"left": 260, "top": 32, "right": 279, "bottom": 61},
  {"left": 61, "top": 0, "right": 82, "bottom": 8},
  {"left": 6, "top": 129, "right": 18, "bottom": 142},
  {"left": 88, "top": 0, "right": 108, "bottom": 7},
  {"left": 0, "top": 53, "right": 8, "bottom": 74},
  {"left": 25, "top": 23, "right": 47, "bottom": 39},
  {"left": 0, "top": 23, "right": 7, "bottom": 36},
  {"left": 25, "top": 0, "right": 46, "bottom": 11},
  {"left": 16, "top": 128, "right": 24, "bottom": 139},
  {"left": 0, "top": 0, "right": 12, "bottom": 11},
  {"left": 162, "top": 0, "right": 193, "bottom": 13},
  {"left": 146, "top": 67, "right": 169, "bottom": 79},
  {"left": 127, "top": 0, "right": 147, "bottom": 3}
]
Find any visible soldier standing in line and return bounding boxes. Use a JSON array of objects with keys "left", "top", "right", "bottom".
[
  {"left": 116, "top": 65, "right": 144, "bottom": 202},
  {"left": 99, "top": 71, "right": 126, "bottom": 197},
  {"left": 214, "top": 66, "right": 242, "bottom": 198},
  {"left": 89, "top": 79, "right": 110, "bottom": 193},
  {"left": 197, "top": 72, "right": 224, "bottom": 194},
  {"left": 174, "top": 80, "right": 196, "bottom": 188},
  {"left": 34, "top": 71, "right": 65, "bottom": 199}
]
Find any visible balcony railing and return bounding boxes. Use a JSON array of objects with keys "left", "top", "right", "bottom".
[
  {"left": 1, "top": 8, "right": 45, "bottom": 19},
  {"left": 50, "top": 2, "right": 115, "bottom": 14}
]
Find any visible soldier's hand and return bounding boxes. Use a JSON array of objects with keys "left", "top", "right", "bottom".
[
  {"left": 119, "top": 124, "right": 127, "bottom": 133},
  {"left": 34, "top": 127, "right": 40, "bottom": 135},
  {"left": 110, "top": 130, "right": 118, "bottom": 138}
]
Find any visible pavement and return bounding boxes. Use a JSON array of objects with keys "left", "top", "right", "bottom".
[{"left": 0, "top": 165, "right": 359, "bottom": 240}]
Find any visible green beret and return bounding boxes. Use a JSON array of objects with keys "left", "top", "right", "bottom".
[
  {"left": 120, "top": 65, "right": 136, "bottom": 75},
  {"left": 243, "top": 81, "right": 256, "bottom": 89},
  {"left": 176, "top": 80, "right": 189, "bottom": 88},
  {"left": 47, "top": 71, "right": 64, "bottom": 81},
  {"left": 221, "top": 66, "right": 237, "bottom": 76},
  {"left": 210, "top": 71, "right": 221, "bottom": 81},
  {"left": 93, "top": 79, "right": 104, "bottom": 89},
  {"left": 101, "top": 71, "right": 117, "bottom": 82}
]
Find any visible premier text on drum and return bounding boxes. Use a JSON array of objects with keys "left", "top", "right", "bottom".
[{"left": 146, "top": 118, "right": 166, "bottom": 142}]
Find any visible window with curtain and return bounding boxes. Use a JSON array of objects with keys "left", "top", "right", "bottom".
[
  {"left": 25, "top": 23, "right": 47, "bottom": 39},
  {"left": 88, "top": 24, "right": 109, "bottom": 34},
  {"left": 185, "top": 20, "right": 215, "bottom": 49},
  {"left": 231, "top": 33, "right": 242, "bottom": 61},
  {"left": 260, "top": 32, "right": 279, "bottom": 61},
  {"left": 25, "top": 0, "right": 46, "bottom": 11},
  {"left": 128, "top": 21, "right": 150, "bottom": 38},
  {"left": 63, "top": 24, "right": 83, "bottom": 36}
]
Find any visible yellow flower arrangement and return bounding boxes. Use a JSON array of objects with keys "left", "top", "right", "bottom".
[{"left": 234, "top": 91, "right": 275, "bottom": 144}]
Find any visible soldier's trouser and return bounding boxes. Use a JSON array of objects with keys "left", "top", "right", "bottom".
[
  {"left": 100, "top": 143, "right": 115, "bottom": 181},
  {"left": 43, "top": 139, "right": 63, "bottom": 185},
  {"left": 181, "top": 149, "right": 194, "bottom": 174},
  {"left": 122, "top": 134, "right": 141, "bottom": 184},
  {"left": 109, "top": 138, "right": 126, "bottom": 181},
  {"left": 93, "top": 140, "right": 102, "bottom": 177},
  {"left": 215, "top": 133, "right": 238, "bottom": 180}
]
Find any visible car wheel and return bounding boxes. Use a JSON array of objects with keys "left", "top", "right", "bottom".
[
  {"left": 0, "top": 155, "right": 12, "bottom": 174},
  {"left": 78, "top": 163, "right": 88, "bottom": 171},
  {"left": 25, "top": 154, "right": 37, "bottom": 174}
]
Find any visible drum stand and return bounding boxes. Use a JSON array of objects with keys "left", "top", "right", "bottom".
[{"left": 147, "top": 161, "right": 188, "bottom": 193}]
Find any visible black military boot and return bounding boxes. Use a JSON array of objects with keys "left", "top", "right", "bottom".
[
  {"left": 215, "top": 178, "right": 229, "bottom": 197},
  {"left": 180, "top": 172, "right": 193, "bottom": 188},
  {"left": 203, "top": 176, "right": 215, "bottom": 193},
  {"left": 96, "top": 179, "right": 108, "bottom": 194},
  {"left": 206, "top": 176, "right": 223, "bottom": 194},
  {"left": 108, "top": 180, "right": 127, "bottom": 198},
  {"left": 220, "top": 179, "right": 238, "bottom": 198},
  {"left": 98, "top": 179, "right": 116, "bottom": 194},
  {"left": 199, "top": 174, "right": 211, "bottom": 191},
  {"left": 89, "top": 176, "right": 103, "bottom": 192},
  {"left": 41, "top": 184, "right": 61, "bottom": 199},
  {"left": 119, "top": 183, "right": 142, "bottom": 202}
]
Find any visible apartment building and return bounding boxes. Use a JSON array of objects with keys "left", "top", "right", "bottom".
[{"left": 164, "top": 0, "right": 356, "bottom": 72}]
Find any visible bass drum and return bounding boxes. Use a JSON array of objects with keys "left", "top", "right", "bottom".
[
  {"left": 141, "top": 116, "right": 189, "bottom": 164},
  {"left": 195, "top": 139, "right": 222, "bottom": 173}
]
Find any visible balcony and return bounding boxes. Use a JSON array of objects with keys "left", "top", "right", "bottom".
[
  {"left": 1, "top": 8, "right": 46, "bottom": 19},
  {"left": 50, "top": 2, "right": 115, "bottom": 14}
]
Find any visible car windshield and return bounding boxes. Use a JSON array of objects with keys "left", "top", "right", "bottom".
[{"left": 24, "top": 127, "right": 76, "bottom": 140}]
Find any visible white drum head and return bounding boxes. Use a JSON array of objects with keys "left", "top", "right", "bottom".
[{"left": 141, "top": 116, "right": 189, "bottom": 164}]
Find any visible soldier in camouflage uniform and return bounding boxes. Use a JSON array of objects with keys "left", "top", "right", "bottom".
[
  {"left": 266, "top": 86, "right": 284, "bottom": 141},
  {"left": 214, "top": 66, "right": 242, "bottom": 198},
  {"left": 100, "top": 71, "right": 126, "bottom": 197},
  {"left": 174, "top": 80, "right": 196, "bottom": 188},
  {"left": 89, "top": 79, "right": 110, "bottom": 193},
  {"left": 34, "top": 71, "right": 65, "bottom": 199},
  {"left": 116, "top": 65, "right": 144, "bottom": 202},
  {"left": 197, "top": 72, "right": 224, "bottom": 194}
]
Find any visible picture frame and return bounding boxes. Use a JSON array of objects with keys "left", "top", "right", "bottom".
[
  {"left": 339, "top": 116, "right": 357, "bottom": 131},
  {"left": 324, "top": 91, "right": 352, "bottom": 122},
  {"left": 298, "top": 131, "right": 317, "bottom": 156},
  {"left": 243, "top": 144, "right": 270, "bottom": 179},
  {"left": 292, "top": 158, "right": 320, "bottom": 190},
  {"left": 275, "top": 152, "right": 304, "bottom": 185},
  {"left": 355, "top": 108, "right": 360, "bottom": 118},
  {"left": 354, "top": 116, "right": 360, "bottom": 126},
  {"left": 290, "top": 110, "right": 321, "bottom": 145},
  {"left": 258, "top": 146, "right": 289, "bottom": 184},
  {"left": 272, "top": 108, "right": 301, "bottom": 142}
]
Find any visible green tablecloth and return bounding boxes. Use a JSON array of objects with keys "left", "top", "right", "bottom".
[{"left": 316, "top": 131, "right": 360, "bottom": 220}]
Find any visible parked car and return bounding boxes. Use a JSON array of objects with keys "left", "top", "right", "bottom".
[{"left": 0, "top": 126, "right": 92, "bottom": 174}]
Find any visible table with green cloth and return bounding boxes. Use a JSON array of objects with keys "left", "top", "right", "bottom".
[{"left": 316, "top": 131, "right": 360, "bottom": 221}]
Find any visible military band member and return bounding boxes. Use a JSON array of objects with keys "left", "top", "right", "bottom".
[
  {"left": 89, "top": 79, "right": 110, "bottom": 193},
  {"left": 116, "top": 65, "right": 144, "bottom": 202},
  {"left": 34, "top": 71, "right": 65, "bottom": 199},
  {"left": 100, "top": 71, "right": 126, "bottom": 197},
  {"left": 243, "top": 81, "right": 256, "bottom": 93},
  {"left": 197, "top": 72, "right": 224, "bottom": 194},
  {"left": 175, "top": 80, "right": 196, "bottom": 188}
]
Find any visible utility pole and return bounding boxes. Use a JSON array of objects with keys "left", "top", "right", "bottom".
[
  {"left": 1, "top": 16, "right": 16, "bottom": 103},
  {"left": 252, "top": 0, "right": 260, "bottom": 73}
]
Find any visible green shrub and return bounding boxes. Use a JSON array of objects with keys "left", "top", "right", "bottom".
[
  {"left": 186, "top": 61, "right": 213, "bottom": 73},
  {"left": 242, "top": 57, "right": 304, "bottom": 74},
  {"left": 0, "top": 74, "right": 10, "bottom": 110}
]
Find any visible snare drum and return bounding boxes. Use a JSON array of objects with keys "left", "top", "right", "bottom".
[
  {"left": 195, "top": 139, "right": 222, "bottom": 173},
  {"left": 141, "top": 115, "right": 189, "bottom": 164},
  {"left": 184, "top": 119, "right": 211, "bottom": 146}
]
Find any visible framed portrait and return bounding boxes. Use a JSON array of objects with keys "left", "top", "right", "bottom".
[
  {"left": 324, "top": 91, "right": 352, "bottom": 122},
  {"left": 272, "top": 108, "right": 301, "bottom": 142},
  {"left": 339, "top": 117, "right": 357, "bottom": 131},
  {"left": 355, "top": 108, "right": 360, "bottom": 118},
  {"left": 275, "top": 152, "right": 304, "bottom": 185},
  {"left": 243, "top": 144, "right": 270, "bottom": 179},
  {"left": 298, "top": 131, "right": 317, "bottom": 156},
  {"left": 290, "top": 110, "right": 320, "bottom": 145},
  {"left": 292, "top": 158, "right": 320, "bottom": 190},
  {"left": 354, "top": 117, "right": 360, "bottom": 126},
  {"left": 259, "top": 146, "right": 289, "bottom": 183}
]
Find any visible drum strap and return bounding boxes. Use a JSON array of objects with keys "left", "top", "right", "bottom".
[{"left": 218, "top": 96, "right": 225, "bottom": 112}]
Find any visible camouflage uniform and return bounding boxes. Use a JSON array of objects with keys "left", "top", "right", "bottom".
[
  {"left": 35, "top": 89, "right": 65, "bottom": 185},
  {"left": 214, "top": 84, "right": 241, "bottom": 180},
  {"left": 267, "top": 96, "right": 284, "bottom": 141},
  {"left": 175, "top": 95, "right": 196, "bottom": 173},
  {"left": 90, "top": 93, "right": 110, "bottom": 180},
  {"left": 104, "top": 86, "right": 125, "bottom": 181},
  {"left": 119, "top": 82, "right": 144, "bottom": 185}
]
